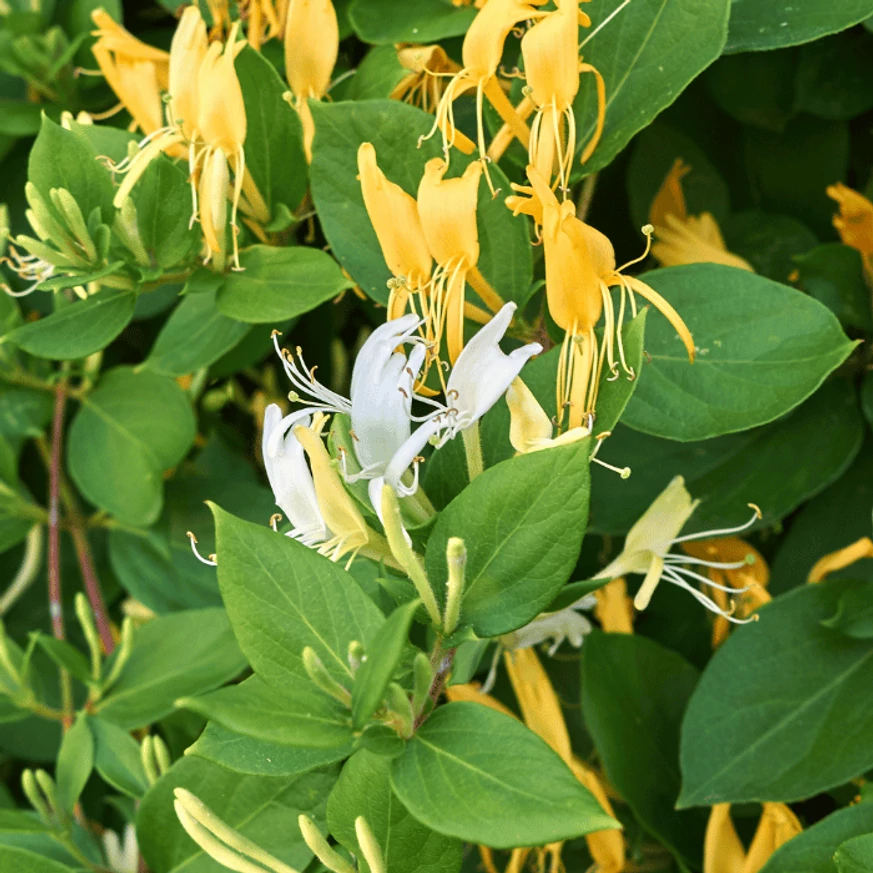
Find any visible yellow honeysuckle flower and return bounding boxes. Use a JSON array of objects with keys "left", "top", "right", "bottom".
[
  {"left": 682, "top": 537, "right": 770, "bottom": 648},
  {"left": 704, "top": 803, "right": 802, "bottom": 873},
  {"left": 391, "top": 44, "right": 462, "bottom": 114},
  {"left": 448, "top": 648, "right": 625, "bottom": 873},
  {"left": 421, "top": 0, "right": 545, "bottom": 183},
  {"left": 284, "top": 0, "right": 339, "bottom": 161},
  {"left": 827, "top": 181, "right": 873, "bottom": 283},
  {"left": 110, "top": 8, "right": 249, "bottom": 270},
  {"left": 808, "top": 536, "right": 873, "bottom": 583},
  {"left": 521, "top": 0, "right": 605, "bottom": 190},
  {"left": 506, "top": 376, "right": 590, "bottom": 453},
  {"left": 594, "top": 577, "right": 635, "bottom": 634},
  {"left": 511, "top": 165, "right": 694, "bottom": 429},
  {"left": 650, "top": 159, "right": 753, "bottom": 271},
  {"left": 90, "top": 9, "right": 169, "bottom": 135}
]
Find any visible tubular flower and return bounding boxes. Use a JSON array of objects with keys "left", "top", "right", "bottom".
[
  {"left": 284, "top": 0, "right": 339, "bottom": 161},
  {"left": 421, "top": 0, "right": 545, "bottom": 183},
  {"left": 513, "top": 165, "right": 694, "bottom": 429},
  {"left": 827, "top": 182, "right": 873, "bottom": 283},
  {"left": 704, "top": 803, "right": 802, "bottom": 873},
  {"left": 594, "top": 577, "right": 635, "bottom": 634},
  {"left": 90, "top": 9, "right": 169, "bottom": 135},
  {"left": 110, "top": 8, "right": 249, "bottom": 270},
  {"left": 650, "top": 159, "right": 753, "bottom": 271},
  {"left": 416, "top": 157, "right": 483, "bottom": 363},
  {"left": 682, "top": 537, "right": 770, "bottom": 648},
  {"left": 808, "top": 536, "right": 873, "bottom": 583},
  {"left": 390, "top": 44, "right": 462, "bottom": 114},
  {"left": 521, "top": 0, "right": 605, "bottom": 190},
  {"left": 450, "top": 648, "right": 625, "bottom": 873},
  {"left": 600, "top": 476, "right": 764, "bottom": 620}
]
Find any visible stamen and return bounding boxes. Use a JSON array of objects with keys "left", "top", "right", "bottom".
[
  {"left": 661, "top": 567, "right": 757, "bottom": 624},
  {"left": 269, "top": 513, "right": 283, "bottom": 532},
  {"left": 187, "top": 532, "right": 217, "bottom": 567},
  {"left": 579, "top": 0, "right": 634, "bottom": 50},
  {"left": 592, "top": 457, "right": 631, "bottom": 479},
  {"left": 672, "top": 505, "right": 762, "bottom": 544}
]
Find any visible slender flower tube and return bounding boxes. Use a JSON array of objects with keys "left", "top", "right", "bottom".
[
  {"left": 521, "top": 0, "right": 605, "bottom": 190},
  {"left": 650, "top": 159, "right": 753, "bottom": 271},
  {"left": 827, "top": 181, "right": 873, "bottom": 283},
  {"left": 599, "top": 476, "right": 763, "bottom": 620},
  {"left": 510, "top": 165, "right": 694, "bottom": 429},
  {"left": 704, "top": 802, "right": 802, "bottom": 873},
  {"left": 421, "top": 0, "right": 545, "bottom": 178},
  {"left": 90, "top": 9, "right": 169, "bottom": 135},
  {"left": 284, "top": 0, "right": 339, "bottom": 161}
]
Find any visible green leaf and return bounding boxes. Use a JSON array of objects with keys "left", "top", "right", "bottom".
[
  {"left": 346, "top": 45, "right": 407, "bottom": 101},
  {"left": 623, "top": 264, "right": 855, "bottom": 441},
  {"left": 758, "top": 804, "right": 873, "bottom": 873},
  {"left": 0, "top": 812, "right": 50, "bottom": 833},
  {"left": 94, "top": 608, "right": 246, "bottom": 729},
  {"left": 725, "top": 0, "right": 873, "bottom": 53},
  {"left": 0, "top": 390, "right": 53, "bottom": 438},
  {"left": 144, "top": 289, "right": 249, "bottom": 377},
  {"left": 821, "top": 582, "right": 873, "bottom": 639},
  {"left": 108, "top": 435, "right": 270, "bottom": 614},
  {"left": 128, "top": 154, "right": 200, "bottom": 271},
  {"left": 212, "top": 506, "right": 385, "bottom": 686},
  {"left": 188, "top": 721, "right": 351, "bottom": 778},
  {"left": 391, "top": 702, "right": 616, "bottom": 849},
  {"left": 235, "top": 47, "right": 308, "bottom": 219},
  {"left": 573, "top": 0, "right": 730, "bottom": 175},
  {"left": 0, "top": 100, "right": 41, "bottom": 137},
  {"left": 137, "top": 755, "right": 337, "bottom": 873},
  {"left": 55, "top": 714, "right": 93, "bottom": 816},
  {"left": 2, "top": 289, "right": 136, "bottom": 361},
  {"left": 863, "top": 373, "right": 873, "bottom": 432},
  {"left": 794, "top": 244, "right": 873, "bottom": 333},
  {"left": 89, "top": 716, "right": 149, "bottom": 799},
  {"left": 723, "top": 211, "right": 818, "bottom": 284},
  {"left": 28, "top": 115, "right": 115, "bottom": 223},
  {"left": 348, "top": 0, "right": 476, "bottom": 43},
  {"left": 836, "top": 833, "right": 873, "bottom": 873},
  {"left": 328, "top": 749, "right": 463, "bottom": 873},
  {"left": 179, "top": 675, "right": 354, "bottom": 749},
  {"left": 426, "top": 444, "right": 591, "bottom": 637},
  {"left": 67, "top": 367, "right": 196, "bottom": 527},
  {"left": 352, "top": 599, "right": 420, "bottom": 729},
  {"left": 0, "top": 847, "right": 78, "bottom": 873},
  {"left": 310, "top": 100, "right": 532, "bottom": 306},
  {"left": 216, "top": 245, "right": 353, "bottom": 323},
  {"left": 32, "top": 634, "right": 91, "bottom": 684},
  {"left": 770, "top": 444, "right": 873, "bottom": 595},
  {"left": 590, "top": 379, "right": 864, "bottom": 535},
  {"left": 679, "top": 579, "right": 873, "bottom": 807},
  {"left": 581, "top": 632, "right": 704, "bottom": 868}
]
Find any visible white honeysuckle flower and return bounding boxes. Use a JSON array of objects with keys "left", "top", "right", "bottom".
[
  {"left": 271, "top": 313, "right": 426, "bottom": 483},
  {"left": 103, "top": 824, "right": 139, "bottom": 873},
  {"left": 262, "top": 404, "right": 330, "bottom": 547},
  {"left": 384, "top": 302, "right": 543, "bottom": 492},
  {"left": 501, "top": 597, "right": 598, "bottom": 655},
  {"left": 598, "top": 475, "right": 762, "bottom": 620}
]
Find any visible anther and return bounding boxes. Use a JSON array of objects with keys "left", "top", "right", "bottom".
[{"left": 748, "top": 503, "right": 762, "bottom": 519}]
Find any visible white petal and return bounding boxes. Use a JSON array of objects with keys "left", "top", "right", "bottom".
[{"left": 384, "top": 415, "right": 444, "bottom": 491}]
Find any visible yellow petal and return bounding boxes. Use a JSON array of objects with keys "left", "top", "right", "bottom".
[
  {"left": 168, "top": 7, "right": 208, "bottom": 139},
  {"left": 651, "top": 212, "right": 754, "bottom": 272},
  {"left": 521, "top": 0, "right": 581, "bottom": 110},
  {"left": 743, "top": 804, "right": 802, "bottom": 873},
  {"left": 827, "top": 182, "right": 873, "bottom": 256},
  {"left": 650, "top": 158, "right": 690, "bottom": 230},
  {"left": 461, "top": 0, "right": 545, "bottom": 78},
  {"left": 199, "top": 148, "right": 230, "bottom": 254},
  {"left": 704, "top": 804, "right": 746, "bottom": 873},
  {"left": 357, "top": 143, "right": 432, "bottom": 287},
  {"left": 507, "top": 376, "right": 553, "bottom": 453},
  {"left": 444, "top": 682, "right": 516, "bottom": 717},
  {"left": 285, "top": 0, "right": 338, "bottom": 102},
  {"left": 197, "top": 25, "right": 247, "bottom": 152},
  {"left": 594, "top": 577, "right": 634, "bottom": 634},
  {"left": 808, "top": 536, "right": 873, "bottom": 584},
  {"left": 417, "top": 158, "right": 482, "bottom": 270},
  {"left": 569, "top": 759, "right": 625, "bottom": 873},
  {"left": 91, "top": 9, "right": 170, "bottom": 63}
]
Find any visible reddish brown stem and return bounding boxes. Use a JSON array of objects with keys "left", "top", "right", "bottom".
[
  {"left": 70, "top": 526, "right": 114, "bottom": 653},
  {"left": 48, "top": 385, "right": 66, "bottom": 641}
]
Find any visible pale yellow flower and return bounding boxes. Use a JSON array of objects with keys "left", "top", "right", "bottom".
[{"left": 827, "top": 181, "right": 873, "bottom": 283}]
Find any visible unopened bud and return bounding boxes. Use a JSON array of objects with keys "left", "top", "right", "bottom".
[
  {"left": 303, "top": 647, "right": 351, "bottom": 706},
  {"left": 50, "top": 188, "right": 97, "bottom": 262},
  {"left": 443, "top": 537, "right": 466, "bottom": 635},
  {"left": 298, "top": 815, "right": 355, "bottom": 873},
  {"left": 355, "top": 817, "right": 385, "bottom": 873},
  {"left": 101, "top": 616, "right": 134, "bottom": 694},
  {"left": 347, "top": 640, "right": 365, "bottom": 675},
  {"left": 384, "top": 682, "right": 414, "bottom": 739},
  {"left": 411, "top": 652, "right": 433, "bottom": 716},
  {"left": 74, "top": 593, "right": 102, "bottom": 684},
  {"left": 22, "top": 769, "right": 52, "bottom": 823}
]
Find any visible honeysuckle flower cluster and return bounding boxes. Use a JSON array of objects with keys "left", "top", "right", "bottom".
[{"left": 258, "top": 302, "right": 540, "bottom": 564}]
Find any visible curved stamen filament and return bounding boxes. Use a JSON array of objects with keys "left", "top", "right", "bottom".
[{"left": 672, "top": 505, "right": 762, "bottom": 544}]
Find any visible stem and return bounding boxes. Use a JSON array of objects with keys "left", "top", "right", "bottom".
[
  {"left": 70, "top": 527, "right": 114, "bottom": 654},
  {"left": 414, "top": 642, "right": 456, "bottom": 729},
  {"left": 462, "top": 423, "right": 484, "bottom": 481},
  {"left": 0, "top": 525, "right": 43, "bottom": 614},
  {"left": 48, "top": 386, "right": 66, "bottom": 642}
]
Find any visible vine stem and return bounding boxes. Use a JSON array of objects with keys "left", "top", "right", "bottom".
[
  {"left": 70, "top": 526, "right": 114, "bottom": 654},
  {"left": 48, "top": 385, "right": 66, "bottom": 642}
]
